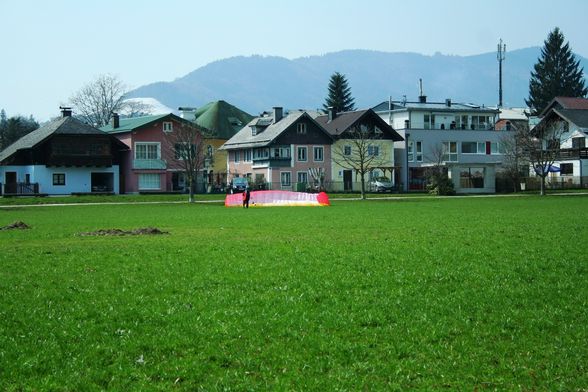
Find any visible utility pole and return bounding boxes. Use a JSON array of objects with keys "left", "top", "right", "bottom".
[{"left": 497, "top": 38, "right": 506, "bottom": 108}]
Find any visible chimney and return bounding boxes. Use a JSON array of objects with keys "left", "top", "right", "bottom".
[
  {"left": 418, "top": 78, "right": 427, "bottom": 103},
  {"left": 445, "top": 98, "right": 452, "bottom": 107},
  {"left": 178, "top": 106, "right": 197, "bottom": 121},
  {"left": 273, "top": 106, "right": 283, "bottom": 122},
  {"left": 328, "top": 106, "right": 337, "bottom": 122},
  {"left": 111, "top": 112, "right": 120, "bottom": 128},
  {"left": 60, "top": 106, "right": 72, "bottom": 118},
  {"left": 404, "top": 119, "right": 410, "bottom": 129}
]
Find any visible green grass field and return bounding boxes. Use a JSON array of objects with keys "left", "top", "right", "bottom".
[{"left": 1, "top": 196, "right": 586, "bottom": 390}]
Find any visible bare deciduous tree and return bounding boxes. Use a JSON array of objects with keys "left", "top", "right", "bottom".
[
  {"left": 499, "top": 126, "right": 528, "bottom": 192},
  {"left": 123, "top": 99, "right": 154, "bottom": 118},
  {"left": 70, "top": 74, "right": 127, "bottom": 127},
  {"left": 332, "top": 124, "right": 387, "bottom": 199},
  {"left": 424, "top": 143, "right": 455, "bottom": 195},
  {"left": 163, "top": 121, "right": 207, "bottom": 203},
  {"left": 517, "top": 118, "right": 565, "bottom": 196}
]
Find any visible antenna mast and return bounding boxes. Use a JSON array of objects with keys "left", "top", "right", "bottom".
[{"left": 497, "top": 39, "right": 506, "bottom": 108}]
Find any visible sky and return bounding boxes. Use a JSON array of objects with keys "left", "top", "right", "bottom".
[{"left": 1, "top": 0, "right": 588, "bottom": 121}]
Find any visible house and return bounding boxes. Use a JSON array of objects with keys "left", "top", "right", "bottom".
[
  {"left": 532, "top": 97, "right": 588, "bottom": 184},
  {"left": 373, "top": 96, "right": 505, "bottom": 193},
  {"left": 100, "top": 113, "right": 204, "bottom": 193},
  {"left": 0, "top": 108, "right": 127, "bottom": 195},
  {"left": 314, "top": 108, "right": 403, "bottom": 191},
  {"left": 179, "top": 101, "right": 253, "bottom": 192},
  {"left": 220, "top": 107, "right": 334, "bottom": 190}
]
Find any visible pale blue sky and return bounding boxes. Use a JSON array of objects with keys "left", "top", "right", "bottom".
[{"left": 1, "top": 0, "right": 587, "bottom": 120}]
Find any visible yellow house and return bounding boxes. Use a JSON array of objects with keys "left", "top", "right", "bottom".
[{"left": 314, "top": 108, "right": 403, "bottom": 193}]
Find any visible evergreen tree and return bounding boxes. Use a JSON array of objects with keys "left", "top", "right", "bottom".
[
  {"left": 526, "top": 27, "right": 587, "bottom": 115},
  {"left": 323, "top": 72, "right": 355, "bottom": 113},
  {"left": 0, "top": 113, "right": 38, "bottom": 150}
]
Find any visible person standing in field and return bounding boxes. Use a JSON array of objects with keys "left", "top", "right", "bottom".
[{"left": 242, "top": 188, "right": 251, "bottom": 208}]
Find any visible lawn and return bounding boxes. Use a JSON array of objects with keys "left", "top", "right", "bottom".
[{"left": 0, "top": 196, "right": 586, "bottom": 390}]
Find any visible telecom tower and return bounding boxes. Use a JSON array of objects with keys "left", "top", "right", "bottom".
[{"left": 497, "top": 39, "right": 506, "bottom": 108}]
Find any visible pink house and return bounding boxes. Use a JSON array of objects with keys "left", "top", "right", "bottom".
[
  {"left": 221, "top": 107, "right": 334, "bottom": 190},
  {"left": 101, "top": 113, "right": 200, "bottom": 193}
]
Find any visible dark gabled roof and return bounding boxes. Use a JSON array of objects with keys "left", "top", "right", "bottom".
[
  {"left": 540, "top": 97, "right": 588, "bottom": 117},
  {"left": 221, "top": 111, "right": 332, "bottom": 150},
  {"left": 0, "top": 116, "right": 110, "bottom": 163},
  {"left": 314, "top": 109, "right": 404, "bottom": 141},
  {"left": 193, "top": 100, "right": 254, "bottom": 140},
  {"left": 553, "top": 109, "right": 588, "bottom": 128}
]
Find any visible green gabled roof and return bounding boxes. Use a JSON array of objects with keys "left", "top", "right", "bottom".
[
  {"left": 100, "top": 114, "right": 170, "bottom": 133},
  {"left": 193, "top": 100, "right": 253, "bottom": 140}
]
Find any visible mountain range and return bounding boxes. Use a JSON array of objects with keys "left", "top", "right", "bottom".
[{"left": 128, "top": 48, "right": 588, "bottom": 115}]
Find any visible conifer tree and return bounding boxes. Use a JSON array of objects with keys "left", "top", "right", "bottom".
[
  {"left": 526, "top": 27, "right": 587, "bottom": 115},
  {"left": 323, "top": 72, "right": 355, "bottom": 113}
]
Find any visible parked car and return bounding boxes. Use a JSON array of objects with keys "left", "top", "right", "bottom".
[
  {"left": 370, "top": 176, "right": 394, "bottom": 192},
  {"left": 229, "top": 177, "right": 249, "bottom": 193}
]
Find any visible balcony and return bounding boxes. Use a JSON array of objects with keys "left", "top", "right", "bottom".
[
  {"left": 557, "top": 148, "right": 588, "bottom": 160},
  {"left": 133, "top": 159, "right": 167, "bottom": 170},
  {"left": 252, "top": 156, "right": 291, "bottom": 168}
]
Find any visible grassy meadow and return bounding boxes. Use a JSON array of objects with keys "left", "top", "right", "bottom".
[{"left": 0, "top": 196, "right": 587, "bottom": 390}]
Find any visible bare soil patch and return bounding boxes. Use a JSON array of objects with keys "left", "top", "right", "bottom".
[
  {"left": 1, "top": 221, "right": 31, "bottom": 230},
  {"left": 79, "top": 227, "right": 169, "bottom": 236}
]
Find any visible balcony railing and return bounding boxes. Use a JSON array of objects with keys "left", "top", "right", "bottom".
[
  {"left": 133, "top": 159, "right": 167, "bottom": 170},
  {"left": 557, "top": 148, "right": 588, "bottom": 160},
  {"left": 2, "top": 182, "right": 40, "bottom": 195}
]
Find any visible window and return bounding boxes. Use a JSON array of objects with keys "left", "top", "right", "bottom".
[
  {"left": 233, "top": 150, "right": 240, "bottom": 163},
  {"left": 135, "top": 143, "right": 160, "bottom": 160},
  {"left": 207, "top": 145, "right": 213, "bottom": 157},
  {"left": 367, "top": 145, "right": 379, "bottom": 156},
  {"left": 244, "top": 149, "right": 252, "bottom": 162},
  {"left": 416, "top": 141, "right": 423, "bottom": 162},
  {"left": 460, "top": 167, "right": 484, "bottom": 188},
  {"left": 297, "top": 123, "right": 307, "bottom": 134},
  {"left": 138, "top": 173, "right": 160, "bottom": 190},
  {"left": 175, "top": 143, "right": 196, "bottom": 160},
  {"left": 254, "top": 148, "right": 269, "bottom": 159},
  {"left": 424, "top": 114, "right": 435, "bottom": 130},
  {"left": 313, "top": 146, "right": 324, "bottom": 161},
  {"left": 271, "top": 147, "right": 290, "bottom": 159},
  {"left": 52, "top": 173, "right": 65, "bottom": 186},
  {"left": 408, "top": 140, "right": 414, "bottom": 162},
  {"left": 572, "top": 137, "right": 586, "bottom": 149},
  {"left": 163, "top": 122, "right": 173, "bottom": 132},
  {"left": 442, "top": 141, "right": 458, "bottom": 162},
  {"left": 297, "top": 172, "right": 308, "bottom": 184},
  {"left": 462, "top": 142, "right": 485, "bottom": 154},
  {"left": 490, "top": 142, "right": 500, "bottom": 155},
  {"left": 560, "top": 163, "right": 573, "bottom": 175},
  {"left": 344, "top": 145, "right": 352, "bottom": 156},
  {"left": 280, "top": 172, "right": 291, "bottom": 187},
  {"left": 297, "top": 146, "right": 307, "bottom": 161}
]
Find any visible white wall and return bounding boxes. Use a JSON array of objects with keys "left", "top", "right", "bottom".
[{"left": 1, "top": 165, "right": 120, "bottom": 194}]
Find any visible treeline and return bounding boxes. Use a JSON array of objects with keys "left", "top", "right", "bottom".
[{"left": 0, "top": 109, "right": 39, "bottom": 150}]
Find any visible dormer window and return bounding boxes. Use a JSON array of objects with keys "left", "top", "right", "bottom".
[
  {"left": 163, "top": 122, "right": 173, "bottom": 132},
  {"left": 251, "top": 126, "right": 257, "bottom": 136}
]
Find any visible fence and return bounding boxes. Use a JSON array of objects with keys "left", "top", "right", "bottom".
[{"left": 496, "top": 176, "right": 588, "bottom": 193}]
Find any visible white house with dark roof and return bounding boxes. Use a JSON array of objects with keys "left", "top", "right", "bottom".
[
  {"left": 373, "top": 96, "right": 507, "bottom": 193},
  {"left": 532, "top": 97, "right": 588, "bottom": 185},
  {"left": 0, "top": 108, "right": 127, "bottom": 195}
]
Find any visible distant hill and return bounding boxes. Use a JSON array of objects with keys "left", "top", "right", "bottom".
[{"left": 128, "top": 48, "right": 588, "bottom": 114}]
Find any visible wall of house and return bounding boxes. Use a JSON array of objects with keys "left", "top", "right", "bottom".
[
  {"left": 330, "top": 139, "right": 395, "bottom": 191},
  {"left": 0, "top": 165, "right": 120, "bottom": 194}
]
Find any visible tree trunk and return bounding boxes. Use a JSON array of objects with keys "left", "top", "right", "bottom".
[
  {"left": 188, "top": 177, "right": 195, "bottom": 203},
  {"left": 540, "top": 175, "right": 546, "bottom": 196},
  {"left": 360, "top": 172, "right": 366, "bottom": 200}
]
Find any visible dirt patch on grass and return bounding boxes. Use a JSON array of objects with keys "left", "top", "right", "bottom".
[
  {"left": 79, "top": 227, "right": 169, "bottom": 236},
  {"left": 1, "top": 221, "right": 31, "bottom": 230}
]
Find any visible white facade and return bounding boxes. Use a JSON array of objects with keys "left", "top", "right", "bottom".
[
  {"left": 375, "top": 99, "right": 509, "bottom": 193},
  {"left": 1, "top": 165, "right": 120, "bottom": 195}
]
